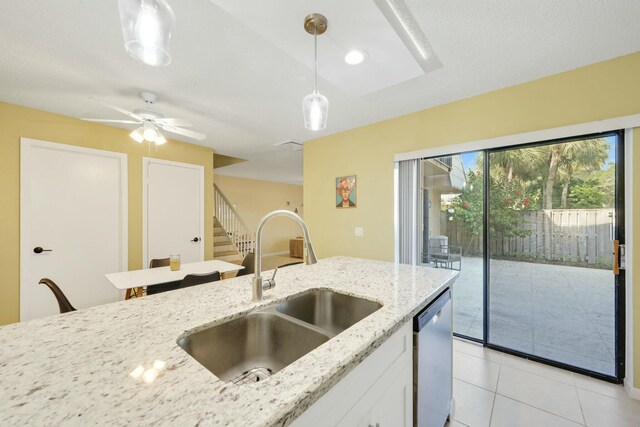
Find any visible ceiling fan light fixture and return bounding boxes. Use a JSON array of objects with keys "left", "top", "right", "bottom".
[
  {"left": 302, "top": 13, "right": 329, "bottom": 132},
  {"left": 130, "top": 127, "right": 145, "bottom": 143},
  {"left": 143, "top": 121, "right": 159, "bottom": 141},
  {"left": 345, "top": 49, "right": 368, "bottom": 65},
  {"left": 118, "top": 0, "right": 175, "bottom": 67},
  {"left": 154, "top": 131, "right": 167, "bottom": 145}
]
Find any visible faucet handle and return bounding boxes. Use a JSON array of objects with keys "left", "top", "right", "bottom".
[{"left": 263, "top": 267, "right": 278, "bottom": 291}]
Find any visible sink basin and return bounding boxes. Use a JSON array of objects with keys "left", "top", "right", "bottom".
[
  {"left": 276, "top": 289, "right": 383, "bottom": 336},
  {"left": 177, "top": 312, "right": 330, "bottom": 384}
]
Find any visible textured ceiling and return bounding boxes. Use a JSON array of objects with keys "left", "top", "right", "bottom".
[{"left": 1, "top": 1, "right": 639, "bottom": 184}]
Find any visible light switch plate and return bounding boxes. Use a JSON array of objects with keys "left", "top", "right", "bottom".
[{"left": 355, "top": 227, "right": 364, "bottom": 237}]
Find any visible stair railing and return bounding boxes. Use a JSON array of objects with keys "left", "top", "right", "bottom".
[{"left": 214, "top": 184, "right": 255, "bottom": 257}]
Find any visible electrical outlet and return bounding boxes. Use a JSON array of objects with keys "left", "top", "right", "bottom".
[{"left": 355, "top": 227, "right": 364, "bottom": 237}]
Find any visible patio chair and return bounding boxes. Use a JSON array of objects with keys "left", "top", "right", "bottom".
[{"left": 429, "top": 244, "right": 462, "bottom": 271}]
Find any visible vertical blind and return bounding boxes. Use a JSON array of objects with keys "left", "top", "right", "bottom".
[{"left": 396, "top": 159, "right": 422, "bottom": 265}]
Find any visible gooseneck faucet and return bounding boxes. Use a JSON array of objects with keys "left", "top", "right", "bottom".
[{"left": 253, "top": 210, "right": 318, "bottom": 301}]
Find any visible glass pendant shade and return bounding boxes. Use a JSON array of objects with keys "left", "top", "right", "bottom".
[
  {"left": 130, "top": 127, "right": 145, "bottom": 143},
  {"left": 303, "top": 91, "right": 328, "bottom": 131},
  {"left": 143, "top": 121, "right": 158, "bottom": 140},
  {"left": 118, "top": 0, "right": 175, "bottom": 67},
  {"left": 154, "top": 131, "right": 167, "bottom": 145}
]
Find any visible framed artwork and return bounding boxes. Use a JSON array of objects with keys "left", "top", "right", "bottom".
[{"left": 336, "top": 175, "right": 357, "bottom": 208}]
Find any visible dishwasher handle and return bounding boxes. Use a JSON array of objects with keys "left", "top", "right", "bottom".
[{"left": 415, "top": 288, "right": 451, "bottom": 332}]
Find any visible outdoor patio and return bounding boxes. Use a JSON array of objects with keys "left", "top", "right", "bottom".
[{"left": 447, "top": 256, "right": 615, "bottom": 376}]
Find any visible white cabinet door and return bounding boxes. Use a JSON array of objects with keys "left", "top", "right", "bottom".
[
  {"left": 20, "top": 139, "right": 127, "bottom": 321},
  {"left": 293, "top": 322, "right": 413, "bottom": 427},
  {"left": 143, "top": 158, "right": 204, "bottom": 267},
  {"left": 357, "top": 362, "right": 413, "bottom": 427}
]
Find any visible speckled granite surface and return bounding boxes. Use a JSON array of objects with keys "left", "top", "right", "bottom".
[{"left": 0, "top": 256, "right": 457, "bottom": 426}]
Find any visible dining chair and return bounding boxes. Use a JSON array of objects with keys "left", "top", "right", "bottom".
[
  {"left": 38, "top": 278, "right": 76, "bottom": 314},
  {"left": 146, "top": 257, "right": 181, "bottom": 295},
  {"left": 235, "top": 252, "right": 255, "bottom": 277},
  {"left": 179, "top": 271, "right": 221, "bottom": 289},
  {"left": 149, "top": 258, "right": 170, "bottom": 268}
]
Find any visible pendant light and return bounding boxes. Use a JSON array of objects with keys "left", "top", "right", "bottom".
[
  {"left": 302, "top": 13, "right": 329, "bottom": 131},
  {"left": 118, "top": 0, "right": 175, "bottom": 67}
]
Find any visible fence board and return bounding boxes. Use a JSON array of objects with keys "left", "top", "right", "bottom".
[{"left": 441, "top": 208, "right": 614, "bottom": 267}]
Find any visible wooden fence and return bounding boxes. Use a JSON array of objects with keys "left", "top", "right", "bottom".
[{"left": 442, "top": 209, "right": 615, "bottom": 267}]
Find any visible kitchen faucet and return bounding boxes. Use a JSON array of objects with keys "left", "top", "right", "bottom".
[{"left": 252, "top": 210, "right": 318, "bottom": 301}]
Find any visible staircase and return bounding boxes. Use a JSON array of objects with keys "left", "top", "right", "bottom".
[
  {"left": 214, "top": 217, "right": 243, "bottom": 264},
  {"left": 213, "top": 184, "right": 255, "bottom": 265}
]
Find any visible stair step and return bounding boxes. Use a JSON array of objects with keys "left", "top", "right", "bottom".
[
  {"left": 214, "top": 244, "right": 237, "bottom": 252},
  {"left": 214, "top": 235, "right": 231, "bottom": 243},
  {"left": 214, "top": 254, "right": 244, "bottom": 263},
  {"left": 215, "top": 250, "right": 241, "bottom": 257}
]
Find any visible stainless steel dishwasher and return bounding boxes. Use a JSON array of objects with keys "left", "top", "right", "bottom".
[{"left": 414, "top": 288, "right": 453, "bottom": 427}]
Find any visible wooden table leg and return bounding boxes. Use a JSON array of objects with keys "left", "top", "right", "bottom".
[{"left": 125, "top": 287, "right": 143, "bottom": 299}]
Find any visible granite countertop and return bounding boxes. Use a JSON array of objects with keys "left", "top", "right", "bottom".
[{"left": 0, "top": 256, "right": 458, "bottom": 426}]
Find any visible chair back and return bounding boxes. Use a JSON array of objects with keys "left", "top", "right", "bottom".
[
  {"left": 146, "top": 257, "right": 179, "bottom": 295},
  {"left": 180, "top": 271, "right": 221, "bottom": 289},
  {"left": 38, "top": 278, "right": 76, "bottom": 314},
  {"left": 235, "top": 252, "right": 255, "bottom": 277},
  {"left": 149, "top": 258, "right": 170, "bottom": 268}
]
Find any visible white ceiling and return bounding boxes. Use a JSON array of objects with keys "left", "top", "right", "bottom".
[{"left": 1, "top": 1, "right": 639, "bottom": 184}]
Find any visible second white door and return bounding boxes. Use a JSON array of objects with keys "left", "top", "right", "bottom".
[{"left": 143, "top": 158, "right": 204, "bottom": 267}]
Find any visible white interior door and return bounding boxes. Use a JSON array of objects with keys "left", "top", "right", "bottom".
[
  {"left": 143, "top": 158, "right": 204, "bottom": 267},
  {"left": 20, "top": 138, "right": 127, "bottom": 321}
]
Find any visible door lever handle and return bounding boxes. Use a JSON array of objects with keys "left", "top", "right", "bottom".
[
  {"left": 191, "top": 237, "right": 200, "bottom": 242},
  {"left": 33, "top": 247, "right": 52, "bottom": 254}
]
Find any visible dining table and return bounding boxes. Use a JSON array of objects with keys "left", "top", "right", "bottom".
[{"left": 105, "top": 259, "right": 244, "bottom": 299}]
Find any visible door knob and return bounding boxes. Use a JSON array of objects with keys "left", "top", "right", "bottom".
[
  {"left": 33, "top": 247, "right": 52, "bottom": 254},
  {"left": 191, "top": 237, "right": 200, "bottom": 242}
]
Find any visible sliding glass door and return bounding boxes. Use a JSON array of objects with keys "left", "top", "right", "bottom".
[
  {"left": 487, "top": 132, "right": 623, "bottom": 378},
  {"left": 421, "top": 153, "right": 484, "bottom": 340},
  {"left": 412, "top": 131, "right": 624, "bottom": 380}
]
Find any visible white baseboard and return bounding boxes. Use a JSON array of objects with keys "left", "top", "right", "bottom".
[
  {"left": 262, "top": 250, "right": 289, "bottom": 257},
  {"left": 625, "top": 381, "right": 640, "bottom": 400}
]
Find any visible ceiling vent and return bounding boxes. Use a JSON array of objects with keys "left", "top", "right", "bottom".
[{"left": 274, "top": 140, "right": 303, "bottom": 151}]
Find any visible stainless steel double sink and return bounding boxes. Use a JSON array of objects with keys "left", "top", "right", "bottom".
[{"left": 177, "top": 289, "right": 382, "bottom": 384}]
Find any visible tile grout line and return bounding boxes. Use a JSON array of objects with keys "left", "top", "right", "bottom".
[
  {"left": 572, "top": 373, "right": 589, "bottom": 426},
  {"left": 493, "top": 391, "right": 586, "bottom": 426},
  {"left": 486, "top": 357, "right": 502, "bottom": 427}
]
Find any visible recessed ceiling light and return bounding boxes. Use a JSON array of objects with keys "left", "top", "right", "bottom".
[{"left": 344, "top": 49, "right": 368, "bottom": 65}]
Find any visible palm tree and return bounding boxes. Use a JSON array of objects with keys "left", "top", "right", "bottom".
[
  {"left": 543, "top": 138, "right": 609, "bottom": 209},
  {"left": 489, "top": 146, "right": 547, "bottom": 183}
]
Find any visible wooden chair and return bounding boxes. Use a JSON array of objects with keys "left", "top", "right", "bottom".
[
  {"left": 146, "top": 257, "right": 181, "bottom": 295},
  {"left": 149, "top": 258, "right": 170, "bottom": 268},
  {"left": 179, "top": 271, "right": 221, "bottom": 289},
  {"left": 38, "top": 278, "right": 76, "bottom": 314},
  {"left": 235, "top": 252, "right": 255, "bottom": 277}
]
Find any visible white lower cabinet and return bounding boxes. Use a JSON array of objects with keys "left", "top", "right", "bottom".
[{"left": 292, "top": 321, "right": 413, "bottom": 427}]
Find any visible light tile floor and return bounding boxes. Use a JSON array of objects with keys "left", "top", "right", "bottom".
[
  {"left": 448, "top": 257, "right": 615, "bottom": 376},
  {"left": 446, "top": 338, "right": 640, "bottom": 427}
]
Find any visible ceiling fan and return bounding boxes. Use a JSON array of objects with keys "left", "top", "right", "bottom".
[{"left": 81, "top": 92, "right": 206, "bottom": 144}]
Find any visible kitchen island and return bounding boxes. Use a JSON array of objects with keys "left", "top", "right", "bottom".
[{"left": 0, "top": 257, "right": 457, "bottom": 426}]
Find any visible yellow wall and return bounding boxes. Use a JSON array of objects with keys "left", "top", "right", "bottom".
[
  {"left": 304, "top": 52, "right": 640, "bottom": 383},
  {"left": 0, "top": 102, "right": 214, "bottom": 326},
  {"left": 214, "top": 175, "right": 303, "bottom": 254}
]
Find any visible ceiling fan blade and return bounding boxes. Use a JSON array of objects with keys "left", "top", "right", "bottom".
[
  {"left": 81, "top": 118, "right": 141, "bottom": 124},
  {"left": 158, "top": 124, "right": 207, "bottom": 140},
  {"left": 156, "top": 118, "right": 194, "bottom": 127},
  {"left": 90, "top": 98, "right": 144, "bottom": 121}
]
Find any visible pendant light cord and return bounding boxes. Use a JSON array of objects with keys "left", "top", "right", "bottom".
[{"left": 314, "top": 30, "right": 318, "bottom": 93}]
